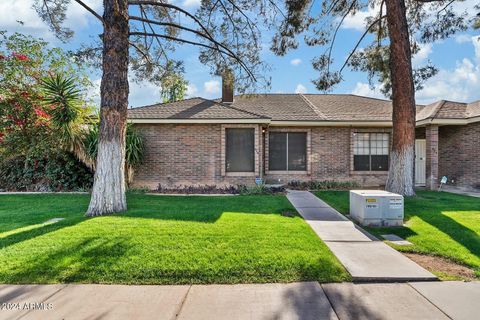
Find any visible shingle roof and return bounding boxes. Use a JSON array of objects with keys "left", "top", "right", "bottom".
[
  {"left": 416, "top": 101, "right": 442, "bottom": 121},
  {"left": 302, "top": 94, "right": 392, "bottom": 121},
  {"left": 223, "top": 94, "right": 325, "bottom": 121},
  {"left": 128, "top": 94, "right": 480, "bottom": 123},
  {"left": 128, "top": 97, "right": 268, "bottom": 120},
  {"left": 467, "top": 100, "right": 480, "bottom": 118},
  {"left": 416, "top": 100, "right": 480, "bottom": 121}
]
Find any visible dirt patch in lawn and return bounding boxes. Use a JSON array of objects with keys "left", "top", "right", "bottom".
[{"left": 404, "top": 253, "right": 477, "bottom": 280}]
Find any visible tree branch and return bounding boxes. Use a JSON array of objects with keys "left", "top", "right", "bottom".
[
  {"left": 437, "top": 0, "right": 456, "bottom": 16},
  {"left": 73, "top": 0, "right": 103, "bottom": 23},
  {"left": 129, "top": 0, "right": 215, "bottom": 39},
  {"left": 340, "top": 15, "right": 386, "bottom": 73},
  {"left": 129, "top": 0, "right": 254, "bottom": 78},
  {"left": 129, "top": 1, "right": 257, "bottom": 80},
  {"left": 326, "top": 0, "right": 344, "bottom": 15},
  {"left": 327, "top": 0, "right": 357, "bottom": 75},
  {"left": 413, "top": 0, "right": 456, "bottom": 2},
  {"left": 130, "top": 16, "right": 214, "bottom": 45},
  {"left": 222, "top": 0, "right": 259, "bottom": 34},
  {"left": 129, "top": 16, "right": 242, "bottom": 69},
  {"left": 129, "top": 31, "right": 255, "bottom": 80},
  {"left": 378, "top": 0, "right": 385, "bottom": 48},
  {"left": 129, "top": 41, "right": 151, "bottom": 64},
  {"left": 129, "top": 31, "right": 228, "bottom": 55},
  {"left": 217, "top": 1, "right": 241, "bottom": 50},
  {"left": 139, "top": 5, "right": 168, "bottom": 61}
]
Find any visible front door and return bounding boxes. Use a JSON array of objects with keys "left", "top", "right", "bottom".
[{"left": 415, "top": 139, "right": 426, "bottom": 186}]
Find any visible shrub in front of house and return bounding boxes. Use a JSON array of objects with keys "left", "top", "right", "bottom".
[
  {"left": 0, "top": 153, "right": 94, "bottom": 192},
  {"left": 287, "top": 180, "right": 359, "bottom": 191},
  {"left": 154, "top": 184, "right": 286, "bottom": 195},
  {"left": 156, "top": 184, "right": 239, "bottom": 194},
  {"left": 237, "top": 184, "right": 286, "bottom": 195}
]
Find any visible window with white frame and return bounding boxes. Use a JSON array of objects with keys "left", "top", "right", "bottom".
[
  {"left": 269, "top": 132, "right": 307, "bottom": 171},
  {"left": 353, "top": 133, "right": 389, "bottom": 171},
  {"left": 225, "top": 128, "right": 255, "bottom": 172}
]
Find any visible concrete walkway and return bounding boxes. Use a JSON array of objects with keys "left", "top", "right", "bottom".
[
  {"left": 286, "top": 190, "right": 437, "bottom": 281},
  {"left": 441, "top": 186, "right": 480, "bottom": 198},
  {"left": 1, "top": 281, "right": 479, "bottom": 320}
]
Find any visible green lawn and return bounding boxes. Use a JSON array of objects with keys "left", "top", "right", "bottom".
[
  {"left": 315, "top": 190, "right": 480, "bottom": 277},
  {"left": 0, "top": 194, "right": 349, "bottom": 284}
]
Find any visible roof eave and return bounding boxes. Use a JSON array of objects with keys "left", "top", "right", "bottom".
[
  {"left": 270, "top": 120, "right": 392, "bottom": 127},
  {"left": 415, "top": 116, "right": 480, "bottom": 126}
]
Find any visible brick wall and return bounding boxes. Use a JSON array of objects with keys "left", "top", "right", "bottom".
[
  {"left": 132, "top": 124, "right": 261, "bottom": 189},
  {"left": 426, "top": 125, "right": 439, "bottom": 190},
  {"left": 265, "top": 126, "right": 389, "bottom": 186},
  {"left": 439, "top": 122, "right": 480, "bottom": 190},
  {"left": 132, "top": 124, "right": 394, "bottom": 189},
  {"left": 133, "top": 122, "right": 479, "bottom": 190}
]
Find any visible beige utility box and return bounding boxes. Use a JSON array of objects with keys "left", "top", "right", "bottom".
[{"left": 349, "top": 190, "right": 404, "bottom": 227}]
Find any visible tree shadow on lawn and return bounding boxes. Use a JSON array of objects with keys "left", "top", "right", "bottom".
[
  {"left": 0, "top": 237, "right": 131, "bottom": 284},
  {"left": 0, "top": 194, "right": 295, "bottom": 251},
  {"left": 0, "top": 217, "right": 85, "bottom": 251},
  {"left": 413, "top": 210, "right": 480, "bottom": 260},
  {"left": 371, "top": 196, "right": 480, "bottom": 268},
  {"left": 124, "top": 195, "right": 295, "bottom": 219}
]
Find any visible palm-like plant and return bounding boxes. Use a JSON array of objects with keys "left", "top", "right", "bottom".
[
  {"left": 84, "top": 124, "right": 144, "bottom": 184},
  {"left": 41, "top": 75, "right": 95, "bottom": 167},
  {"left": 41, "top": 74, "right": 144, "bottom": 184}
]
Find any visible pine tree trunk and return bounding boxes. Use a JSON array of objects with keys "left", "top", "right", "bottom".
[
  {"left": 86, "top": 0, "right": 129, "bottom": 216},
  {"left": 384, "top": 0, "right": 416, "bottom": 196}
]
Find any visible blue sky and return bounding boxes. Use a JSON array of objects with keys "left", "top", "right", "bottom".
[{"left": 1, "top": 0, "right": 479, "bottom": 107}]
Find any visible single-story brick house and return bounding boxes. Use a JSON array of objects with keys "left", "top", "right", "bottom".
[{"left": 127, "top": 81, "right": 480, "bottom": 191}]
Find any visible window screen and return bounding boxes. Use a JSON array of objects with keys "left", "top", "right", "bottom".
[
  {"left": 269, "top": 132, "right": 307, "bottom": 171},
  {"left": 288, "top": 133, "right": 307, "bottom": 170},
  {"left": 269, "top": 132, "right": 287, "bottom": 170},
  {"left": 353, "top": 133, "right": 389, "bottom": 171},
  {"left": 226, "top": 128, "right": 255, "bottom": 172}
]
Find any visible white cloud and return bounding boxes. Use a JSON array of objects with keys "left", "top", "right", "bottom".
[
  {"left": 294, "top": 84, "right": 307, "bottom": 94},
  {"left": 186, "top": 83, "right": 198, "bottom": 97},
  {"left": 89, "top": 76, "right": 162, "bottom": 108},
  {"left": 416, "top": 57, "right": 479, "bottom": 103},
  {"left": 0, "top": 0, "right": 50, "bottom": 39},
  {"left": 416, "top": 36, "right": 480, "bottom": 104},
  {"left": 204, "top": 80, "right": 220, "bottom": 95},
  {"left": 0, "top": 0, "right": 102, "bottom": 41},
  {"left": 352, "top": 36, "right": 480, "bottom": 104},
  {"left": 472, "top": 36, "right": 480, "bottom": 61},
  {"left": 182, "top": 0, "right": 201, "bottom": 8},
  {"left": 290, "top": 58, "right": 302, "bottom": 66},
  {"left": 351, "top": 82, "right": 384, "bottom": 99},
  {"left": 89, "top": 78, "right": 102, "bottom": 106},
  {"left": 412, "top": 43, "right": 433, "bottom": 66},
  {"left": 455, "top": 34, "right": 473, "bottom": 44},
  {"left": 129, "top": 80, "right": 161, "bottom": 107},
  {"left": 342, "top": 1, "right": 477, "bottom": 32},
  {"left": 342, "top": 5, "right": 378, "bottom": 31}
]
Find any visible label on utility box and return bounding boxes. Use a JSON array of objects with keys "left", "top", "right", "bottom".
[
  {"left": 389, "top": 199, "right": 403, "bottom": 209},
  {"left": 365, "top": 198, "right": 378, "bottom": 208}
]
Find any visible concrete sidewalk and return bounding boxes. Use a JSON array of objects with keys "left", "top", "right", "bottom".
[
  {"left": 286, "top": 190, "right": 437, "bottom": 281},
  {"left": 1, "top": 281, "right": 479, "bottom": 320}
]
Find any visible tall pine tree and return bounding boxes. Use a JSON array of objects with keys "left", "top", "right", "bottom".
[{"left": 272, "top": 0, "right": 476, "bottom": 196}]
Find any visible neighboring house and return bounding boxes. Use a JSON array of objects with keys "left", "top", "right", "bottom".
[{"left": 127, "top": 79, "right": 480, "bottom": 191}]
